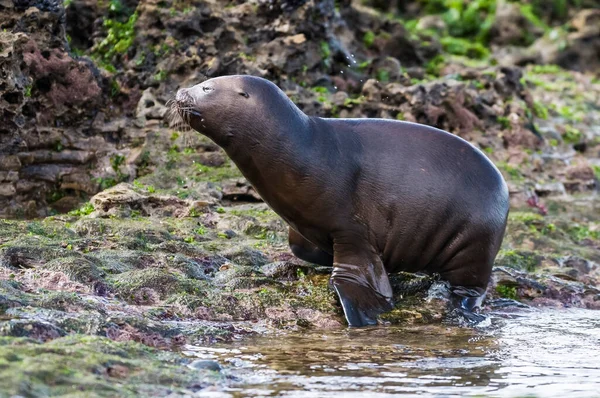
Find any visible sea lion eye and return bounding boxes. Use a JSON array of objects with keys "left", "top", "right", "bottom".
[
  {"left": 202, "top": 86, "right": 213, "bottom": 93},
  {"left": 239, "top": 91, "right": 249, "bottom": 98}
]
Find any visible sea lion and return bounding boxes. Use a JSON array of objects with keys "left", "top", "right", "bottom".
[{"left": 171, "top": 75, "right": 509, "bottom": 327}]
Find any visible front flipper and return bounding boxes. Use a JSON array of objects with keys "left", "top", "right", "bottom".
[
  {"left": 331, "top": 247, "right": 394, "bottom": 327},
  {"left": 448, "top": 286, "right": 487, "bottom": 324}
]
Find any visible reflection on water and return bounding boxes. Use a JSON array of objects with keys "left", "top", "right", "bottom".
[{"left": 184, "top": 308, "right": 600, "bottom": 397}]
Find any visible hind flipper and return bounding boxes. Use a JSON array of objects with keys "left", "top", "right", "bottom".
[{"left": 330, "top": 244, "right": 394, "bottom": 327}]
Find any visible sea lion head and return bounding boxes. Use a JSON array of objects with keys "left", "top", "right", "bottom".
[{"left": 170, "top": 75, "right": 304, "bottom": 147}]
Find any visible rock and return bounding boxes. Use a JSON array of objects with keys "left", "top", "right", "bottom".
[
  {"left": 261, "top": 261, "right": 312, "bottom": 280},
  {"left": 222, "top": 247, "right": 269, "bottom": 268},
  {"left": 188, "top": 360, "right": 222, "bottom": 372},
  {"left": 563, "top": 256, "right": 595, "bottom": 275},
  {"left": 221, "top": 179, "right": 262, "bottom": 202},
  {"left": 0, "top": 183, "right": 16, "bottom": 197},
  {"left": 535, "top": 182, "right": 567, "bottom": 196},
  {"left": 565, "top": 164, "right": 595, "bottom": 181},
  {"left": 89, "top": 183, "right": 217, "bottom": 218},
  {"left": 0, "top": 319, "right": 66, "bottom": 342},
  {"left": 416, "top": 15, "right": 446, "bottom": 31},
  {"left": 490, "top": 2, "right": 545, "bottom": 46},
  {"left": 136, "top": 88, "right": 167, "bottom": 122}
]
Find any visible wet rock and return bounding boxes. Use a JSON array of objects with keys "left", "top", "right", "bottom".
[
  {"left": 563, "top": 256, "right": 596, "bottom": 275},
  {"left": 189, "top": 360, "right": 222, "bottom": 372},
  {"left": 261, "top": 261, "right": 313, "bottom": 281},
  {"left": 222, "top": 247, "right": 270, "bottom": 268},
  {"left": 535, "top": 182, "right": 567, "bottom": 197},
  {"left": 136, "top": 88, "right": 167, "bottom": 122},
  {"left": 169, "top": 254, "right": 211, "bottom": 280},
  {"left": 45, "top": 256, "right": 104, "bottom": 286},
  {"left": 109, "top": 268, "right": 195, "bottom": 302},
  {"left": 89, "top": 183, "right": 216, "bottom": 218},
  {"left": 221, "top": 179, "right": 262, "bottom": 202},
  {"left": 0, "top": 319, "right": 66, "bottom": 342},
  {"left": 490, "top": 2, "right": 545, "bottom": 46}
]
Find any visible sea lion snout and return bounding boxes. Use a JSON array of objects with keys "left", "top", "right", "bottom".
[{"left": 175, "top": 88, "right": 194, "bottom": 107}]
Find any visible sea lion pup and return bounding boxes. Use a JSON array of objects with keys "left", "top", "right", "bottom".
[{"left": 170, "top": 75, "right": 509, "bottom": 327}]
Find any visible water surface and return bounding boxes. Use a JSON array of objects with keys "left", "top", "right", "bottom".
[{"left": 184, "top": 308, "right": 600, "bottom": 397}]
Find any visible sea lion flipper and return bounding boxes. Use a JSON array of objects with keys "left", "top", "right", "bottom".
[
  {"left": 330, "top": 251, "right": 394, "bottom": 327},
  {"left": 449, "top": 286, "right": 487, "bottom": 324},
  {"left": 332, "top": 281, "right": 393, "bottom": 327}
]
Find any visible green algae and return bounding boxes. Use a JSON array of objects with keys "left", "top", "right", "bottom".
[
  {"left": 0, "top": 335, "right": 220, "bottom": 397},
  {"left": 109, "top": 268, "right": 203, "bottom": 302}
]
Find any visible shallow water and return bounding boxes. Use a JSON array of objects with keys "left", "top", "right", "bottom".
[{"left": 184, "top": 308, "right": 600, "bottom": 397}]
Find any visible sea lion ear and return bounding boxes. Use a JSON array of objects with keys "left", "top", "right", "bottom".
[{"left": 238, "top": 91, "right": 249, "bottom": 98}]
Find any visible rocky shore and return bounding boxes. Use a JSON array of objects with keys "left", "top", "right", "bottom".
[{"left": 1, "top": 0, "right": 599, "bottom": 395}]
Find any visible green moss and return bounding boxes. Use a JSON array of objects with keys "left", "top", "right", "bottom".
[
  {"left": 425, "top": 55, "right": 446, "bottom": 76},
  {"left": 343, "top": 97, "right": 365, "bottom": 107},
  {"left": 440, "top": 37, "right": 489, "bottom": 59},
  {"left": 497, "top": 162, "right": 524, "bottom": 182},
  {"left": 497, "top": 116, "right": 510, "bottom": 130},
  {"left": 228, "top": 207, "right": 278, "bottom": 222},
  {"left": 563, "top": 126, "right": 583, "bottom": 144},
  {"left": 68, "top": 202, "right": 95, "bottom": 217},
  {"left": 529, "top": 64, "right": 563, "bottom": 75},
  {"left": 193, "top": 161, "right": 243, "bottom": 183},
  {"left": 363, "top": 31, "right": 375, "bottom": 48},
  {"left": 312, "top": 86, "right": 329, "bottom": 94},
  {"left": 532, "top": 101, "right": 549, "bottom": 119},
  {"left": 519, "top": 3, "right": 548, "bottom": 31},
  {"left": 0, "top": 335, "right": 216, "bottom": 396},
  {"left": 320, "top": 41, "right": 331, "bottom": 60},
  {"left": 92, "top": 12, "right": 138, "bottom": 67},
  {"left": 109, "top": 268, "right": 200, "bottom": 301},
  {"left": 567, "top": 225, "right": 600, "bottom": 243},
  {"left": 46, "top": 257, "right": 104, "bottom": 285},
  {"left": 94, "top": 177, "right": 118, "bottom": 191},
  {"left": 110, "top": 154, "right": 128, "bottom": 182},
  {"left": 509, "top": 211, "right": 556, "bottom": 236},
  {"left": 154, "top": 69, "right": 168, "bottom": 82},
  {"left": 239, "top": 52, "right": 257, "bottom": 61},
  {"left": 556, "top": 106, "right": 584, "bottom": 122},
  {"left": 496, "top": 284, "right": 518, "bottom": 300},
  {"left": 593, "top": 166, "right": 600, "bottom": 181},
  {"left": 495, "top": 249, "right": 539, "bottom": 272},
  {"left": 376, "top": 69, "right": 390, "bottom": 83}
]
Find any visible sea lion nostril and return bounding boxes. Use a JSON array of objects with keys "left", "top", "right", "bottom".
[{"left": 175, "top": 89, "right": 194, "bottom": 105}]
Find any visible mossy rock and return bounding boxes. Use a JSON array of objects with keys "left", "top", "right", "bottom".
[
  {"left": 0, "top": 280, "right": 28, "bottom": 312},
  {"left": 0, "top": 335, "right": 219, "bottom": 396},
  {"left": 0, "top": 238, "right": 72, "bottom": 269},
  {"left": 495, "top": 250, "right": 542, "bottom": 272},
  {"left": 90, "top": 250, "right": 159, "bottom": 274},
  {"left": 221, "top": 246, "right": 269, "bottom": 268},
  {"left": 149, "top": 240, "right": 208, "bottom": 257},
  {"left": 45, "top": 256, "right": 105, "bottom": 285},
  {"left": 0, "top": 319, "right": 66, "bottom": 341},
  {"left": 36, "top": 291, "right": 98, "bottom": 313},
  {"left": 168, "top": 254, "right": 210, "bottom": 280},
  {"left": 108, "top": 268, "right": 201, "bottom": 302}
]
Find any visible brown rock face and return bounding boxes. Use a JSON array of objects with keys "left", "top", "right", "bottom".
[{"left": 0, "top": 0, "right": 130, "bottom": 218}]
